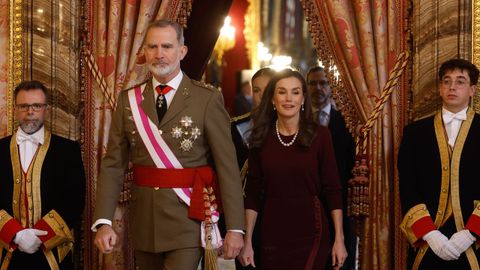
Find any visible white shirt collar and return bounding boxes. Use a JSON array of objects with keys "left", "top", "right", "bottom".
[
  {"left": 321, "top": 102, "right": 331, "bottom": 115},
  {"left": 442, "top": 106, "right": 468, "bottom": 115},
  {"left": 16, "top": 125, "right": 45, "bottom": 145},
  {"left": 152, "top": 71, "right": 183, "bottom": 90}
]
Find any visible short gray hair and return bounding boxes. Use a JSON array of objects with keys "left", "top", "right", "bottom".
[{"left": 146, "top": 19, "right": 184, "bottom": 45}]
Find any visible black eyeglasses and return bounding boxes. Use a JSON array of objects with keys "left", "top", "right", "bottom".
[{"left": 15, "top": 103, "right": 48, "bottom": 112}]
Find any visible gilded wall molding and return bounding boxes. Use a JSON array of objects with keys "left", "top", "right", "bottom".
[
  {"left": 472, "top": 0, "right": 480, "bottom": 113},
  {"left": 8, "top": 0, "right": 23, "bottom": 134},
  {"left": 244, "top": 0, "right": 260, "bottom": 69}
]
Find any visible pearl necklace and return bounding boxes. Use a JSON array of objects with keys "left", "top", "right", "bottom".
[{"left": 275, "top": 120, "right": 298, "bottom": 147}]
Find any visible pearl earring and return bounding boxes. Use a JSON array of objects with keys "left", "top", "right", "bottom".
[{"left": 301, "top": 104, "right": 304, "bottom": 111}]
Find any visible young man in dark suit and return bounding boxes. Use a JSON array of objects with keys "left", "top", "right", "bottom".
[{"left": 399, "top": 59, "right": 480, "bottom": 269}]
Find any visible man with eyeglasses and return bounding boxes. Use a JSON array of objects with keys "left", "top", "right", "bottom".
[
  {"left": 399, "top": 59, "right": 480, "bottom": 269},
  {"left": 0, "top": 80, "right": 85, "bottom": 269},
  {"left": 306, "top": 66, "right": 356, "bottom": 270}
]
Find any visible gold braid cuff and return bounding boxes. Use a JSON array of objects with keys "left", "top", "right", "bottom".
[
  {"left": 400, "top": 204, "right": 433, "bottom": 245},
  {"left": 40, "top": 210, "right": 74, "bottom": 262}
]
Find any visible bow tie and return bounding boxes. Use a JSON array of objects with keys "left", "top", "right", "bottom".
[
  {"left": 443, "top": 111, "right": 467, "bottom": 124},
  {"left": 17, "top": 132, "right": 41, "bottom": 145}
]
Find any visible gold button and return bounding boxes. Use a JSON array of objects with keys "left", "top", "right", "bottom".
[
  {"left": 29, "top": 207, "right": 33, "bottom": 210},
  {"left": 15, "top": 179, "right": 20, "bottom": 184},
  {"left": 442, "top": 188, "right": 447, "bottom": 193},
  {"left": 409, "top": 215, "right": 412, "bottom": 219},
  {"left": 49, "top": 213, "right": 54, "bottom": 218},
  {"left": 13, "top": 200, "right": 17, "bottom": 204},
  {"left": 438, "top": 210, "right": 442, "bottom": 214},
  {"left": 443, "top": 166, "right": 448, "bottom": 171},
  {"left": 27, "top": 179, "right": 31, "bottom": 183},
  {"left": 28, "top": 193, "right": 32, "bottom": 197},
  {"left": 420, "top": 248, "right": 424, "bottom": 253}
]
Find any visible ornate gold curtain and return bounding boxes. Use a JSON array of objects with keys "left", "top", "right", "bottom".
[
  {"left": 83, "top": 1, "right": 190, "bottom": 269},
  {"left": 303, "top": 1, "right": 409, "bottom": 269},
  {"left": 0, "top": 0, "right": 8, "bottom": 136}
]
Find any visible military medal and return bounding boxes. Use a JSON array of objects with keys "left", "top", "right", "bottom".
[
  {"left": 157, "top": 94, "right": 165, "bottom": 108},
  {"left": 171, "top": 116, "right": 201, "bottom": 152}
]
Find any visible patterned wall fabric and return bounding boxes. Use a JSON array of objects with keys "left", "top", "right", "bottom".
[{"left": 411, "top": 0, "right": 471, "bottom": 120}]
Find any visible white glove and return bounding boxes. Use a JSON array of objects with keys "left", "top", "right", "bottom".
[
  {"left": 13, "top": 229, "right": 48, "bottom": 254},
  {"left": 450, "top": 229, "right": 476, "bottom": 254},
  {"left": 422, "top": 230, "right": 460, "bottom": 260}
]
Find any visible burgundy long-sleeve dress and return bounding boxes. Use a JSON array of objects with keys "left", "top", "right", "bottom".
[{"left": 245, "top": 126, "right": 342, "bottom": 270}]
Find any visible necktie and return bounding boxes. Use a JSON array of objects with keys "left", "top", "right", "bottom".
[
  {"left": 155, "top": 85, "right": 173, "bottom": 122},
  {"left": 319, "top": 111, "right": 329, "bottom": 127}
]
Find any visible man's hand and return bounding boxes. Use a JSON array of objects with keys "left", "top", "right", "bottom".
[
  {"left": 14, "top": 229, "right": 47, "bottom": 254},
  {"left": 223, "top": 231, "right": 243, "bottom": 259},
  {"left": 423, "top": 230, "right": 460, "bottom": 260},
  {"left": 94, "top": 225, "right": 118, "bottom": 254},
  {"left": 450, "top": 229, "right": 476, "bottom": 254}
]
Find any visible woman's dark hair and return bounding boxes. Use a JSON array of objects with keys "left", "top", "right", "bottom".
[
  {"left": 249, "top": 68, "right": 317, "bottom": 149},
  {"left": 251, "top": 67, "right": 276, "bottom": 83}
]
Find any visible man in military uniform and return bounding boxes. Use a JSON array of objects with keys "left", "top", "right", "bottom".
[{"left": 93, "top": 20, "right": 245, "bottom": 269}]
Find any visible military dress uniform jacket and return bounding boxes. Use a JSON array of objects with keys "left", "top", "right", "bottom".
[
  {"left": 94, "top": 74, "right": 245, "bottom": 253},
  {"left": 398, "top": 110, "right": 480, "bottom": 269},
  {"left": 0, "top": 133, "right": 86, "bottom": 269}
]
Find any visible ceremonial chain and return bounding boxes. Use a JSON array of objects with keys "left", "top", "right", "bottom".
[{"left": 275, "top": 120, "right": 298, "bottom": 147}]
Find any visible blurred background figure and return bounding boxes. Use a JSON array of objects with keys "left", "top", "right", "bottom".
[
  {"left": 307, "top": 66, "right": 356, "bottom": 270},
  {"left": 240, "top": 69, "right": 347, "bottom": 270},
  {"left": 235, "top": 81, "right": 254, "bottom": 116}
]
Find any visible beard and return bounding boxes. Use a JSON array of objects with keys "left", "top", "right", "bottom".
[
  {"left": 19, "top": 119, "right": 43, "bottom": 134},
  {"left": 148, "top": 62, "right": 178, "bottom": 79}
]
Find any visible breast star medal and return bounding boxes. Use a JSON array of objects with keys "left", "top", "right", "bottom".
[{"left": 171, "top": 116, "right": 201, "bottom": 152}]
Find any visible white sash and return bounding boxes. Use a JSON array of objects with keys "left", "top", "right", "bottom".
[{"left": 127, "top": 86, "right": 222, "bottom": 248}]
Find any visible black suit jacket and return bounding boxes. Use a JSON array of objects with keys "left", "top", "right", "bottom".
[
  {"left": 328, "top": 108, "right": 355, "bottom": 205},
  {"left": 0, "top": 134, "right": 85, "bottom": 270}
]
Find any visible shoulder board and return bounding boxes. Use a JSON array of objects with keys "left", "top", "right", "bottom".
[
  {"left": 231, "top": 112, "right": 251, "bottom": 123},
  {"left": 191, "top": 80, "right": 219, "bottom": 92}
]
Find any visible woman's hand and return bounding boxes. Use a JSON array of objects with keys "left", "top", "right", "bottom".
[
  {"left": 331, "top": 238, "right": 348, "bottom": 269},
  {"left": 238, "top": 241, "right": 256, "bottom": 268}
]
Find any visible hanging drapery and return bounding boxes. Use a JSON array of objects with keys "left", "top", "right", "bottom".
[
  {"left": 83, "top": 1, "right": 191, "bottom": 269},
  {"left": 302, "top": 1, "right": 409, "bottom": 269}
]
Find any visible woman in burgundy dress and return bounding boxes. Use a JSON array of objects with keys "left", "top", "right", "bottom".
[{"left": 238, "top": 69, "right": 347, "bottom": 270}]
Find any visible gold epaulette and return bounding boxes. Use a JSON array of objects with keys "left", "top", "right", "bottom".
[
  {"left": 231, "top": 112, "right": 251, "bottom": 123},
  {"left": 191, "top": 80, "right": 218, "bottom": 92}
]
